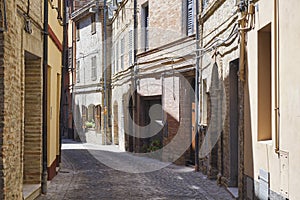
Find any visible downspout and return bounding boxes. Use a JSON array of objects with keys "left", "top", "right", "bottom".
[
  {"left": 71, "top": 2, "right": 75, "bottom": 140},
  {"left": 133, "top": 0, "right": 137, "bottom": 152},
  {"left": 194, "top": 0, "right": 200, "bottom": 172},
  {"left": 42, "top": 0, "right": 48, "bottom": 194},
  {"left": 59, "top": 0, "right": 68, "bottom": 162},
  {"left": 274, "top": 0, "right": 280, "bottom": 154},
  {"left": 103, "top": 0, "right": 108, "bottom": 144},
  {"left": 238, "top": 0, "right": 247, "bottom": 82}
]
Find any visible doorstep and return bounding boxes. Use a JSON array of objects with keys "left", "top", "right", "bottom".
[
  {"left": 23, "top": 184, "right": 41, "bottom": 200},
  {"left": 227, "top": 187, "right": 239, "bottom": 199}
]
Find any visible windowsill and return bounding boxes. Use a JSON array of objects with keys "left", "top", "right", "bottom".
[{"left": 258, "top": 140, "right": 272, "bottom": 145}]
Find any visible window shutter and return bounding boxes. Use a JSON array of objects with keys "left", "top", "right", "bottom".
[
  {"left": 76, "top": 22, "right": 80, "bottom": 41},
  {"left": 112, "top": 43, "right": 115, "bottom": 74},
  {"left": 116, "top": 41, "right": 119, "bottom": 72},
  {"left": 121, "top": 37, "right": 125, "bottom": 70},
  {"left": 91, "top": 14, "right": 96, "bottom": 34},
  {"left": 128, "top": 29, "right": 133, "bottom": 66},
  {"left": 68, "top": 47, "right": 72, "bottom": 70},
  {"left": 145, "top": 6, "right": 149, "bottom": 50},
  {"left": 187, "top": 0, "right": 194, "bottom": 36},
  {"left": 76, "top": 61, "right": 80, "bottom": 83},
  {"left": 91, "top": 56, "right": 97, "bottom": 81}
]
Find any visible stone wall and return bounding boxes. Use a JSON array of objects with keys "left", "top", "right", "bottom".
[
  {"left": 0, "top": 0, "right": 44, "bottom": 199},
  {"left": 199, "top": 0, "right": 243, "bottom": 194}
]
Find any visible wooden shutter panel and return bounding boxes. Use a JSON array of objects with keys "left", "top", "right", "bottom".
[
  {"left": 121, "top": 37, "right": 125, "bottom": 70},
  {"left": 116, "top": 41, "right": 119, "bottom": 72},
  {"left": 91, "top": 56, "right": 97, "bottom": 80},
  {"left": 187, "top": 0, "right": 194, "bottom": 36},
  {"left": 128, "top": 29, "right": 133, "bottom": 66},
  {"left": 112, "top": 43, "right": 115, "bottom": 74}
]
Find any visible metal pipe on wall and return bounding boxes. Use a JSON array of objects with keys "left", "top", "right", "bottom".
[
  {"left": 274, "top": 0, "right": 280, "bottom": 154},
  {"left": 103, "top": 0, "right": 108, "bottom": 145},
  {"left": 132, "top": 0, "right": 137, "bottom": 152},
  {"left": 195, "top": 0, "right": 200, "bottom": 172},
  {"left": 59, "top": 0, "right": 68, "bottom": 163},
  {"left": 42, "top": 0, "right": 48, "bottom": 194}
]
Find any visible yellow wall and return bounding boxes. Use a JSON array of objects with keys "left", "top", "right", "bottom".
[
  {"left": 47, "top": 0, "right": 63, "bottom": 167},
  {"left": 246, "top": 0, "right": 300, "bottom": 199}
]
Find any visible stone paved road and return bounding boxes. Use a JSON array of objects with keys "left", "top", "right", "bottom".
[{"left": 37, "top": 139, "right": 234, "bottom": 200}]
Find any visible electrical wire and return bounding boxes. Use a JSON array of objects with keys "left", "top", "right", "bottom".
[{"left": 135, "top": 15, "right": 237, "bottom": 68}]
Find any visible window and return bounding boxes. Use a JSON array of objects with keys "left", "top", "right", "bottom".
[
  {"left": 76, "top": 61, "right": 80, "bottom": 83},
  {"left": 112, "top": 44, "right": 115, "bottom": 74},
  {"left": 91, "top": 14, "right": 96, "bottom": 34},
  {"left": 141, "top": 3, "right": 149, "bottom": 51},
  {"left": 116, "top": 41, "right": 119, "bottom": 72},
  {"left": 128, "top": 29, "right": 133, "bottom": 66},
  {"left": 258, "top": 23, "right": 272, "bottom": 141},
  {"left": 68, "top": 47, "right": 72, "bottom": 70},
  {"left": 76, "top": 22, "right": 80, "bottom": 41},
  {"left": 187, "top": 0, "right": 194, "bottom": 36},
  {"left": 121, "top": 37, "right": 125, "bottom": 70},
  {"left": 91, "top": 56, "right": 97, "bottom": 81}
]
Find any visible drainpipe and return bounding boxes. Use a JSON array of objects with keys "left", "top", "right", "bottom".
[
  {"left": 132, "top": 0, "right": 137, "bottom": 152},
  {"left": 42, "top": 0, "right": 48, "bottom": 194},
  {"left": 274, "top": 0, "right": 280, "bottom": 154},
  {"left": 103, "top": 0, "right": 108, "bottom": 144},
  {"left": 238, "top": 0, "right": 247, "bottom": 82},
  {"left": 194, "top": 0, "right": 200, "bottom": 172},
  {"left": 59, "top": 0, "right": 68, "bottom": 162},
  {"left": 71, "top": 2, "right": 75, "bottom": 140}
]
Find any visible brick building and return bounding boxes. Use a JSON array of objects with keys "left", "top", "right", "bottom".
[
  {"left": 110, "top": 0, "right": 198, "bottom": 165},
  {"left": 0, "top": 0, "right": 63, "bottom": 199},
  {"left": 0, "top": 1, "right": 44, "bottom": 199},
  {"left": 69, "top": 0, "right": 112, "bottom": 144},
  {"left": 198, "top": 0, "right": 241, "bottom": 195}
]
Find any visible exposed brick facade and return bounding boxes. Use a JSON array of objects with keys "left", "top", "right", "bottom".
[
  {"left": 199, "top": 0, "right": 245, "bottom": 198},
  {"left": 0, "top": 0, "right": 44, "bottom": 199},
  {"left": 110, "top": 0, "right": 197, "bottom": 165}
]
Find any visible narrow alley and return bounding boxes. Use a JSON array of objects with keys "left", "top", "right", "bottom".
[{"left": 38, "top": 140, "right": 234, "bottom": 200}]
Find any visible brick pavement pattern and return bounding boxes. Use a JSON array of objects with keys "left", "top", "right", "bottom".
[{"left": 37, "top": 140, "right": 234, "bottom": 200}]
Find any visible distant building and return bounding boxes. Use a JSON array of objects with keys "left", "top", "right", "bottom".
[
  {"left": 110, "top": 0, "right": 198, "bottom": 165},
  {"left": 70, "top": 0, "right": 112, "bottom": 144}
]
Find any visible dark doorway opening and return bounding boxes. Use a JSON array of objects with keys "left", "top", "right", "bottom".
[{"left": 228, "top": 59, "right": 239, "bottom": 187}]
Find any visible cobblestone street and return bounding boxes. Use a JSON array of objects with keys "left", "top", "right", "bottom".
[{"left": 37, "top": 140, "right": 234, "bottom": 200}]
